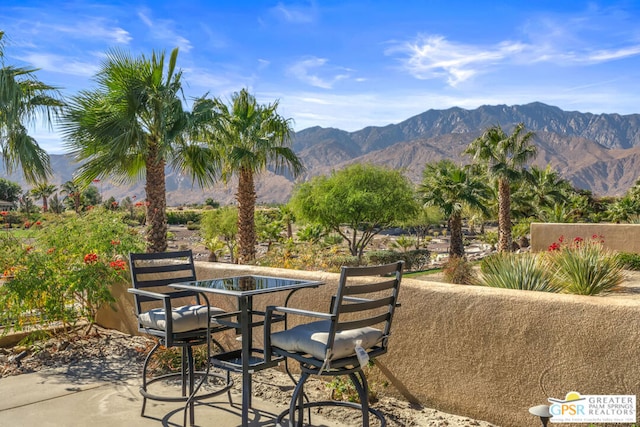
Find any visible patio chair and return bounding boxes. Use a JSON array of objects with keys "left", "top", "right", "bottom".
[
  {"left": 264, "top": 261, "right": 404, "bottom": 427},
  {"left": 128, "top": 250, "right": 233, "bottom": 425}
]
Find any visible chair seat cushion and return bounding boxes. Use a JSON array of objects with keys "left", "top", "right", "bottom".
[
  {"left": 139, "top": 305, "right": 226, "bottom": 333},
  {"left": 270, "top": 320, "right": 383, "bottom": 361}
]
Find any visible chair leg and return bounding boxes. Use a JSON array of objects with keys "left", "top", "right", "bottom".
[
  {"left": 289, "top": 371, "right": 310, "bottom": 427},
  {"left": 186, "top": 346, "right": 195, "bottom": 426},
  {"left": 350, "top": 371, "right": 370, "bottom": 427},
  {"left": 181, "top": 347, "right": 188, "bottom": 397},
  {"left": 226, "top": 370, "right": 233, "bottom": 406},
  {"left": 141, "top": 340, "right": 161, "bottom": 417}
]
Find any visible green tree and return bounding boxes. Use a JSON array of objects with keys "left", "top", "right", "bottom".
[
  {"left": 61, "top": 180, "right": 82, "bottom": 213},
  {"left": 48, "top": 193, "right": 64, "bottom": 214},
  {"left": 203, "top": 89, "right": 303, "bottom": 263},
  {"left": 517, "top": 164, "right": 573, "bottom": 220},
  {"left": 606, "top": 196, "right": 640, "bottom": 223},
  {"left": 419, "top": 160, "right": 489, "bottom": 257},
  {"left": 0, "top": 32, "right": 64, "bottom": 184},
  {"left": 256, "top": 210, "right": 284, "bottom": 252},
  {"left": 61, "top": 47, "right": 216, "bottom": 252},
  {"left": 465, "top": 123, "right": 537, "bottom": 252},
  {"left": 83, "top": 185, "right": 101, "bottom": 208},
  {"left": 200, "top": 207, "right": 239, "bottom": 263},
  {"left": 290, "top": 164, "right": 419, "bottom": 261},
  {"left": 0, "top": 177, "right": 21, "bottom": 204},
  {"left": 18, "top": 191, "right": 36, "bottom": 215},
  {"left": 31, "top": 182, "right": 56, "bottom": 213}
]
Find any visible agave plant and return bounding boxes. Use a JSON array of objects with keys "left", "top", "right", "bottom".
[
  {"left": 477, "top": 252, "right": 561, "bottom": 292},
  {"left": 550, "top": 241, "right": 623, "bottom": 295}
]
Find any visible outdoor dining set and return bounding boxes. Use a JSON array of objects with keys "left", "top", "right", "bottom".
[{"left": 127, "top": 250, "right": 404, "bottom": 427}]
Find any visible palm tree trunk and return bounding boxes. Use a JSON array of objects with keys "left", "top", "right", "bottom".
[
  {"left": 42, "top": 196, "right": 48, "bottom": 213},
  {"left": 237, "top": 168, "right": 256, "bottom": 263},
  {"left": 449, "top": 214, "right": 465, "bottom": 258},
  {"left": 497, "top": 178, "right": 512, "bottom": 252},
  {"left": 145, "top": 145, "right": 168, "bottom": 253}
]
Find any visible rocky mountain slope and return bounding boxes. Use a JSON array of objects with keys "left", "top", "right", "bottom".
[{"left": 3, "top": 102, "right": 640, "bottom": 204}]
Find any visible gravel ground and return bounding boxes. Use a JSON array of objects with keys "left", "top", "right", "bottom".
[{"left": 0, "top": 326, "right": 497, "bottom": 427}]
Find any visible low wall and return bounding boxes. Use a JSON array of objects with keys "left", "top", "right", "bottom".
[
  {"left": 531, "top": 222, "right": 640, "bottom": 253},
  {"left": 97, "top": 262, "right": 640, "bottom": 427}
]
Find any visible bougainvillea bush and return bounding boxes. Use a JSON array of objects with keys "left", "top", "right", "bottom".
[{"left": 0, "top": 208, "right": 145, "bottom": 333}]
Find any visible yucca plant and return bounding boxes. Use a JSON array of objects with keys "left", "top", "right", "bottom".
[
  {"left": 477, "top": 252, "right": 561, "bottom": 292},
  {"left": 550, "top": 241, "right": 623, "bottom": 295}
]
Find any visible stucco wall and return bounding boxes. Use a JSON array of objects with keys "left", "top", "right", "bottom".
[
  {"left": 531, "top": 222, "right": 640, "bottom": 253},
  {"left": 97, "top": 262, "right": 640, "bottom": 427}
]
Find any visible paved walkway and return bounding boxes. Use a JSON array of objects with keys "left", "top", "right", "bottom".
[{"left": 0, "top": 367, "right": 339, "bottom": 427}]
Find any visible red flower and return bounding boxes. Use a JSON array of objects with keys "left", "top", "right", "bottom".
[
  {"left": 548, "top": 242, "right": 561, "bottom": 251},
  {"left": 110, "top": 240, "right": 120, "bottom": 246},
  {"left": 84, "top": 253, "right": 98, "bottom": 264},
  {"left": 558, "top": 235, "right": 564, "bottom": 243},
  {"left": 573, "top": 236, "right": 583, "bottom": 244},
  {"left": 110, "top": 259, "right": 127, "bottom": 271},
  {"left": 35, "top": 221, "right": 42, "bottom": 226},
  {"left": 0, "top": 211, "right": 7, "bottom": 216},
  {"left": 47, "top": 247, "right": 55, "bottom": 254}
]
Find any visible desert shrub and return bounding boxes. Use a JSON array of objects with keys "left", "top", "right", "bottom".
[
  {"left": 616, "top": 252, "right": 640, "bottom": 271},
  {"left": 321, "top": 233, "right": 342, "bottom": 247},
  {"left": 550, "top": 240, "right": 623, "bottom": 295},
  {"left": 367, "top": 250, "right": 401, "bottom": 265},
  {"left": 166, "top": 210, "right": 201, "bottom": 225},
  {"left": 443, "top": 256, "right": 475, "bottom": 284},
  {"left": 477, "top": 252, "right": 561, "bottom": 292},
  {"left": 325, "top": 255, "right": 360, "bottom": 269},
  {"left": 186, "top": 221, "right": 200, "bottom": 231},
  {"left": 402, "top": 249, "right": 431, "bottom": 271},
  {"left": 0, "top": 208, "right": 145, "bottom": 332},
  {"left": 367, "top": 249, "right": 430, "bottom": 271}
]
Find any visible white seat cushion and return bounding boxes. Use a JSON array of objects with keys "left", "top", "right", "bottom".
[
  {"left": 270, "top": 320, "right": 383, "bottom": 361},
  {"left": 139, "top": 304, "right": 226, "bottom": 333}
]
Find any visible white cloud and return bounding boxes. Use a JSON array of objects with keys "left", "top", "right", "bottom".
[
  {"left": 272, "top": 2, "right": 317, "bottom": 23},
  {"left": 585, "top": 46, "right": 640, "bottom": 63},
  {"left": 137, "top": 9, "right": 192, "bottom": 52},
  {"left": 388, "top": 35, "right": 526, "bottom": 86},
  {"left": 47, "top": 20, "right": 131, "bottom": 44},
  {"left": 389, "top": 30, "right": 640, "bottom": 87},
  {"left": 19, "top": 53, "right": 99, "bottom": 77},
  {"left": 287, "top": 57, "right": 351, "bottom": 89}
]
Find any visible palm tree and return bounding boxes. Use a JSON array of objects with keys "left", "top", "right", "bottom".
[
  {"left": 519, "top": 164, "right": 573, "bottom": 219},
  {"left": 204, "top": 89, "right": 303, "bottom": 263},
  {"left": 465, "top": 123, "right": 537, "bottom": 252},
  {"left": 60, "top": 48, "right": 216, "bottom": 252},
  {"left": 31, "top": 183, "right": 56, "bottom": 213},
  {"left": 419, "top": 159, "right": 489, "bottom": 258},
  {"left": 0, "top": 32, "right": 63, "bottom": 184},
  {"left": 61, "top": 180, "right": 82, "bottom": 213}
]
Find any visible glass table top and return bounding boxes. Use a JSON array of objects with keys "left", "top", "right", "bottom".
[{"left": 171, "top": 275, "right": 322, "bottom": 296}]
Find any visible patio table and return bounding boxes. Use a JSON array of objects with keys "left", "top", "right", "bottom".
[{"left": 170, "top": 275, "right": 323, "bottom": 426}]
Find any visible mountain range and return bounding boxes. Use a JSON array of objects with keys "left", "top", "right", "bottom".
[{"left": 4, "top": 102, "right": 640, "bottom": 205}]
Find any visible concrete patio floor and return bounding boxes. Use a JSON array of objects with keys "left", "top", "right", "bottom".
[{"left": 0, "top": 367, "right": 340, "bottom": 427}]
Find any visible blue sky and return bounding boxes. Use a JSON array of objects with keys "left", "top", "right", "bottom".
[{"left": 2, "top": 0, "right": 640, "bottom": 154}]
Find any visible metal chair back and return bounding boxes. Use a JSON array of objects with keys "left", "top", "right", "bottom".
[
  {"left": 326, "top": 261, "right": 403, "bottom": 361},
  {"left": 129, "top": 250, "right": 199, "bottom": 318}
]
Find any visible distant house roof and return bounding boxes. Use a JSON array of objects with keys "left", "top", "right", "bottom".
[{"left": 0, "top": 200, "right": 14, "bottom": 209}]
